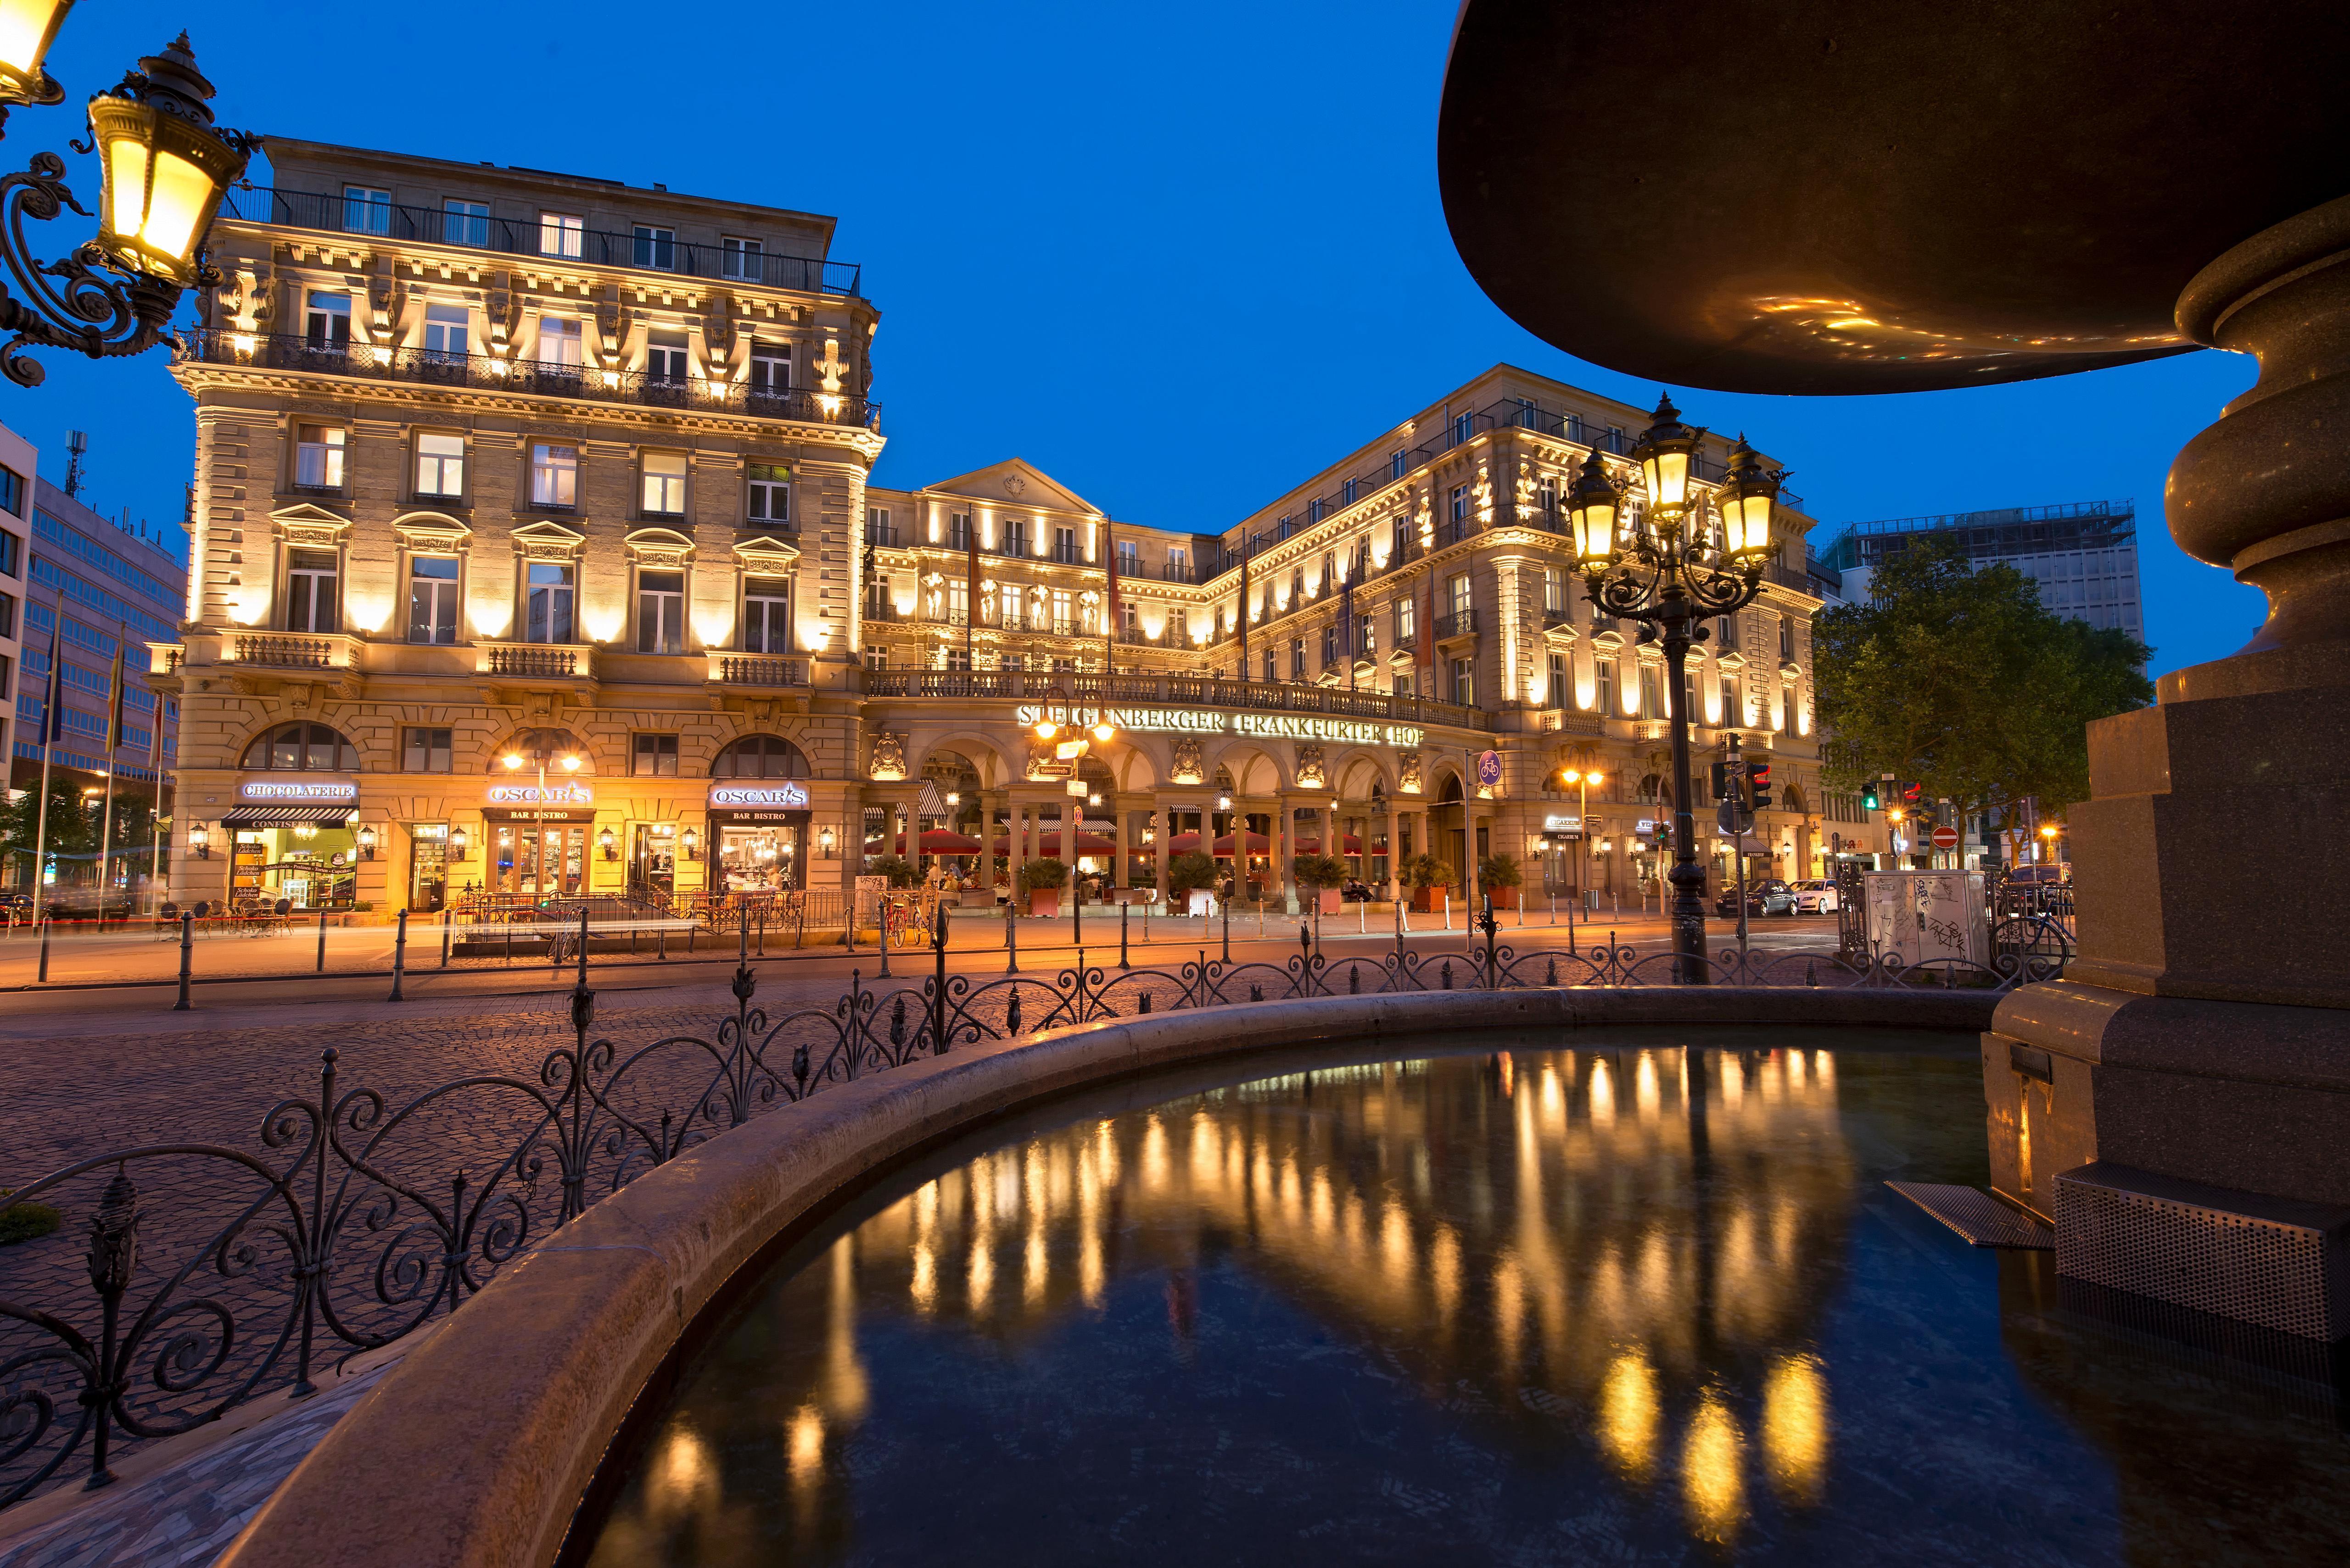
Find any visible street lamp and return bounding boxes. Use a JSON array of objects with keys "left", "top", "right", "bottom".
[
  {"left": 502, "top": 743, "right": 582, "bottom": 892},
  {"left": 0, "top": 30, "right": 256, "bottom": 386},
  {"left": 1558, "top": 765, "right": 1604, "bottom": 911},
  {"left": 1569, "top": 396, "right": 1782, "bottom": 982}
]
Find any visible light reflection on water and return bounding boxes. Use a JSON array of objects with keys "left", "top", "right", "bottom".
[{"left": 580, "top": 1040, "right": 2350, "bottom": 1566}]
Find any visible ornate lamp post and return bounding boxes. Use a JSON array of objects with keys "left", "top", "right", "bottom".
[
  {"left": 1567, "top": 395, "right": 1784, "bottom": 982},
  {"left": 0, "top": 24, "right": 254, "bottom": 386}
]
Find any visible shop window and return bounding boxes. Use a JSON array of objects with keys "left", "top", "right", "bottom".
[
  {"left": 526, "top": 562, "right": 575, "bottom": 643},
  {"left": 407, "top": 556, "right": 459, "bottom": 644},
  {"left": 286, "top": 548, "right": 340, "bottom": 634},
  {"left": 244, "top": 722, "right": 359, "bottom": 771},
  {"left": 743, "top": 575, "right": 792, "bottom": 653},
  {"left": 636, "top": 569, "right": 685, "bottom": 653},
  {"left": 632, "top": 732, "right": 680, "bottom": 777},
  {"left": 403, "top": 726, "right": 453, "bottom": 772},
  {"left": 712, "top": 733, "right": 809, "bottom": 779}
]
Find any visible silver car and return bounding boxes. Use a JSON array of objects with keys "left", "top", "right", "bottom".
[{"left": 1791, "top": 879, "right": 1841, "bottom": 914}]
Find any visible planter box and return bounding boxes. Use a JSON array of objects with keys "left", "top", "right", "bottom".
[
  {"left": 1482, "top": 887, "right": 1521, "bottom": 911},
  {"left": 1026, "top": 889, "right": 1059, "bottom": 919},
  {"left": 1184, "top": 888, "right": 1217, "bottom": 917},
  {"left": 1312, "top": 888, "right": 1343, "bottom": 915},
  {"left": 1411, "top": 886, "right": 1454, "bottom": 913}
]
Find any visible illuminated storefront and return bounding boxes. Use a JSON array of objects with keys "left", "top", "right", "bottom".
[
  {"left": 485, "top": 780, "right": 595, "bottom": 898},
  {"left": 221, "top": 759, "right": 362, "bottom": 911},
  {"left": 710, "top": 781, "right": 810, "bottom": 894}
]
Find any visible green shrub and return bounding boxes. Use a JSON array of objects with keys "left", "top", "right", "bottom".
[
  {"left": 0, "top": 1189, "right": 61, "bottom": 1246},
  {"left": 1402, "top": 853, "right": 1452, "bottom": 889},
  {"left": 1018, "top": 857, "right": 1069, "bottom": 892},
  {"left": 1167, "top": 850, "right": 1220, "bottom": 895},
  {"left": 869, "top": 854, "right": 918, "bottom": 889},
  {"left": 1291, "top": 853, "right": 1348, "bottom": 892},
  {"left": 1477, "top": 853, "right": 1523, "bottom": 889}
]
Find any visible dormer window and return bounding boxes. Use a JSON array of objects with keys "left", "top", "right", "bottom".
[
  {"left": 540, "top": 211, "right": 583, "bottom": 258},
  {"left": 632, "top": 225, "right": 676, "bottom": 270},
  {"left": 442, "top": 199, "right": 489, "bottom": 247},
  {"left": 342, "top": 186, "right": 390, "bottom": 236},
  {"left": 722, "top": 236, "right": 762, "bottom": 281}
]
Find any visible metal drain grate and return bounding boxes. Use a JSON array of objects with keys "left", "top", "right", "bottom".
[
  {"left": 1887, "top": 1182, "right": 2054, "bottom": 1248},
  {"left": 2053, "top": 1162, "right": 2350, "bottom": 1343}
]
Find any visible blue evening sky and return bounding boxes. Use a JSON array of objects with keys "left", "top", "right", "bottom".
[{"left": 9, "top": 0, "right": 2260, "bottom": 677}]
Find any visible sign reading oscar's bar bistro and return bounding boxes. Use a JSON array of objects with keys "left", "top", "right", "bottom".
[
  {"left": 486, "top": 781, "right": 594, "bottom": 806},
  {"left": 709, "top": 783, "right": 810, "bottom": 810},
  {"left": 238, "top": 779, "right": 358, "bottom": 803},
  {"left": 1013, "top": 704, "right": 1424, "bottom": 750}
]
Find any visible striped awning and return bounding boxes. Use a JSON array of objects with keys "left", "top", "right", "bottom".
[{"left": 221, "top": 806, "right": 357, "bottom": 826}]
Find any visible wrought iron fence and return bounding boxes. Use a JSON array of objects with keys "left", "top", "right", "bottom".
[{"left": 0, "top": 904, "right": 2069, "bottom": 1508}]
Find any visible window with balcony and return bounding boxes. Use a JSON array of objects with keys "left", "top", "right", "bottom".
[
  {"left": 1053, "top": 526, "right": 1079, "bottom": 564},
  {"left": 1548, "top": 651, "right": 1567, "bottom": 707},
  {"left": 537, "top": 317, "right": 583, "bottom": 368},
  {"left": 631, "top": 733, "right": 680, "bottom": 777},
  {"left": 415, "top": 432, "right": 464, "bottom": 498},
  {"left": 721, "top": 236, "right": 762, "bottom": 280},
  {"left": 1320, "top": 625, "right": 1337, "bottom": 666},
  {"left": 305, "top": 290, "right": 351, "bottom": 348},
  {"left": 539, "top": 211, "right": 583, "bottom": 258},
  {"left": 1261, "top": 647, "right": 1276, "bottom": 683},
  {"left": 1595, "top": 658, "right": 1616, "bottom": 714},
  {"left": 1450, "top": 485, "right": 1470, "bottom": 527},
  {"left": 286, "top": 548, "right": 339, "bottom": 633},
  {"left": 947, "top": 511, "right": 971, "bottom": 551},
  {"left": 945, "top": 580, "right": 968, "bottom": 626},
  {"left": 641, "top": 452, "right": 688, "bottom": 516},
  {"left": 422, "top": 303, "right": 468, "bottom": 359},
  {"left": 1543, "top": 568, "right": 1565, "bottom": 615},
  {"left": 442, "top": 199, "right": 489, "bottom": 247},
  {"left": 1393, "top": 671, "right": 1414, "bottom": 698},
  {"left": 1450, "top": 656, "right": 1475, "bottom": 707},
  {"left": 747, "top": 463, "right": 790, "bottom": 524},
  {"left": 636, "top": 569, "right": 685, "bottom": 653},
  {"left": 1049, "top": 588, "right": 1074, "bottom": 635},
  {"left": 1290, "top": 636, "right": 1305, "bottom": 680},
  {"left": 1395, "top": 596, "right": 1415, "bottom": 644},
  {"left": 750, "top": 342, "right": 790, "bottom": 396},
  {"left": 645, "top": 330, "right": 688, "bottom": 385},
  {"left": 530, "top": 444, "right": 578, "bottom": 508},
  {"left": 864, "top": 649, "right": 889, "bottom": 672},
  {"left": 743, "top": 575, "right": 792, "bottom": 652},
  {"left": 1452, "top": 413, "right": 1474, "bottom": 447},
  {"left": 526, "top": 562, "right": 574, "bottom": 642},
  {"left": 294, "top": 425, "right": 345, "bottom": 491},
  {"left": 1638, "top": 665, "right": 1660, "bottom": 718},
  {"left": 402, "top": 727, "right": 453, "bottom": 773},
  {"left": 1003, "top": 516, "right": 1031, "bottom": 557},
  {"left": 1116, "top": 541, "right": 1141, "bottom": 578},
  {"left": 1357, "top": 615, "right": 1373, "bottom": 658},
  {"left": 865, "top": 507, "right": 894, "bottom": 546},
  {"left": 632, "top": 225, "right": 676, "bottom": 270},
  {"left": 1448, "top": 572, "right": 1472, "bottom": 619},
  {"left": 407, "top": 557, "right": 459, "bottom": 645},
  {"left": 1389, "top": 448, "right": 1407, "bottom": 480},
  {"left": 1716, "top": 614, "right": 1736, "bottom": 649},
  {"left": 342, "top": 186, "right": 390, "bottom": 236}
]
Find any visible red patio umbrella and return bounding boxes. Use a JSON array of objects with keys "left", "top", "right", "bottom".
[
  {"left": 1166, "top": 831, "right": 1205, "bottom": 855},
  {"left": 869, "top": 829, "right": 985, "bottom": 854},
  {"left": 1292, "top": 834, "right": 1364, "bottom": 855},
  {"left": 1211, "top": 831, "right": 1272, "bottom": 857},
  {"left": 990, "top": 832, "right": 1119, "bottom": 855}
]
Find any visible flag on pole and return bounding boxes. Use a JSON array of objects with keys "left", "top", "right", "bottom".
[
  {"left": 147, "top": 689, "right": 164, "bottom": 769},
  {"left": 39, "top": 614, "right": 63, "bottom": 745},
  {"left": 105, "top": 634, "right": 125, "bottom": 752}
]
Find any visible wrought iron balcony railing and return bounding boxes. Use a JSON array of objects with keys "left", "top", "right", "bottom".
[
  {"left": 179, "top": 331, "right": 879, "bottom": 430},
  {"left": 217, "top": 186, "right": 865, "bottom": 298},
  {"left": 1438, "top": 609, "right": 1479, "bottom": 639}
]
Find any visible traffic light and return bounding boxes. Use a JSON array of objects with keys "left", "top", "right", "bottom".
[
  {"left": 1902, "top": 781, "right": 1924, "bottom": 809},
  {"left": 1860, "top": 783, "right": 1881, "bottom": 811},
  {"left": 1746, "top": 759, "right": 1773, "bottom": 810},
  {"left": 1709, "top": 760, "right": 1731, "bottom": 800}
]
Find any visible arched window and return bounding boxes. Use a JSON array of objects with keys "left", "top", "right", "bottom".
[
  {"left": 712, "top": 734, "right": 810, "bottom": 779},
  {"left": 494, "top": 728, "right": 590, "bottom": 771},
  {"left": 242, "top": 723, "right": 360, "bottom": 771}
]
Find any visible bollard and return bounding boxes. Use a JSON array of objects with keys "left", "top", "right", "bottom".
[
  {"left": 1119, "top": 902, "right": 1130, "bottom": 969},
  {"left": 317, "top": 910, "right": 329, "bottom": 973},
  {"left": 659, "top": 922, "right": 668, "bottom": 961},
  {"left": 36, "top": 915, "right": 50, "bottom": 982},
  {"left": 878, "top": 906, "right": 894, "bottom": 978},
  {"left": 388, "top": 909, "right": 409, "bottom": 1002},
  {"left": 173, "top": 910, "right": 193, "bottom": 1010},
  {"left": 1359, "top": 899, "right": 1367, "bottom": 935},
  {"left": 758, "top": 906, "right": 767, "bottom": 957},
  {"left": 440, "top": 915, "right": 452, "bottom": 969},
  {"left": 1007, "top": 906, "right": 1020, "bottom": 974},
  {"left": 576, "top": 907, "right": 590, "bottom": 989},
  {"left": 1443, "top": 892, "right": 1452, "bottom": 932},
  {"left": 1220, "top": 891, "right": 1231, "bottom": 965}
]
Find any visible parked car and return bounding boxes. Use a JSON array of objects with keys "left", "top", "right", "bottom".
[
  {"left": 1715, "top": 879, "right": 1797, "bottom": 917},
  {"left": 1791, "top": 879, "right": 1841, "bottom": 914}
]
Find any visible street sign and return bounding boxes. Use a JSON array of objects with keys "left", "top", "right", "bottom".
[
  {"left": 1476, "top": 749, "right": 1504, "bottom": 788},
  {"left": 1932, "top": 825, "right": 1960, "bottom": 851}
]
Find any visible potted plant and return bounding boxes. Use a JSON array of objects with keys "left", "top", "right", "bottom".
[
  {"left": 1019, "top": 856, "right": 1068, "bottom": 918},
  {"left": 1168, "top": 849, "right": 1220, "bottom": 916},
  {"left": 1291, "top": 852, "right": 1348, "bottom": 915},
  {"left": 1477, "top": 852, "right": 1524, "bottom": 911},
  {"left": 1403, "top": 852, "right": 1453, "bottom": 912},
  {"left": 869, "top": 854, "right": 918, "bottom": 890}
]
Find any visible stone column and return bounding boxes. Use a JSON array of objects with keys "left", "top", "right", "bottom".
[
  {"left": 1113, "top": 804, "right": 1130, "bottom": 889},
  {"left": 1011, "top": 803, "right": 1028, "bottom": 885},
  {"left": 1154, "top": 796, "right": 1171, "bottom": 903},
  {"left": 1269, "top": 794, "right": 1291, "bottom": 915}
]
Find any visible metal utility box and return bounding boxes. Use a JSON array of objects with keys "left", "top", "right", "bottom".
[{"left": 1865, "top": 870, "right": 1986, "bottom": 968}]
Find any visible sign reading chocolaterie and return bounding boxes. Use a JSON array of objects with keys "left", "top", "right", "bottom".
[{"left": 238, "top": 779, "right": 358, "bottom": 803}]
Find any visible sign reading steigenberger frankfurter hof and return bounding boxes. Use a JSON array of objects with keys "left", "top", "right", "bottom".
[
  {"left": 1013, "top": 704, "right": 1423, "bottom": 750},
  {"left": 238, "top": 779, "right": 358, "bottom": 803},
  {"left": 708, "top": 782, "right": 811, "bottom": 810}
]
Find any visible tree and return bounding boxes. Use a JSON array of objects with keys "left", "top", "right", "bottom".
[
  {"left": 1813, "top": 533, "right": 2153, "bottom": 828},
  {"left": 1166, "top": 849, "right": 1220, "bottom": 895},
  {"left": 867, "top": 854, "right": 917, "bottom": 889},
  {"left": 1477, "top": 852, "right": 1523, "bottom": 890},
  {"left": 0, "top": 780, "right": 97, "bottom": 887}
]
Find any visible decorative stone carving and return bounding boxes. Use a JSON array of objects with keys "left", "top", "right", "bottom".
[
  {"left": 1295, "top": 744, "right": 1326, "bottom": 789},
  {"left": 815, "top": 335, "right": 847, "bottom": 396},
  {"left": 1003, "top": 474, "right": 1027, "bottom": 497},
  {"left": 869, "top": 732, "right": 907, "bottom": 781},
  {"left": 1398, "top": 749, "right": 1423, "bottom": 794},
  {"left": 1025, "top": 740, "right": 1058, "bottom": 781},
  {"left": 1169, "top": 736, "right": 1203, "bottom": 784}
]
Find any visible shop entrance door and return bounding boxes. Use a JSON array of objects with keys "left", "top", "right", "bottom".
[
  {"left": 630, "top": 825, "right": 676, "bottom": 898},
  {"left": 410, "top": 824, "right": 449, "bottom": 913},
  {"left": 498, "top": 824, "right": 586, "bottom": 897}
]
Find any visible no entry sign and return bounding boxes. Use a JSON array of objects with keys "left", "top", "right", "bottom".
[{"left": 1932, "top": 825, "right": 1960, "bottom": 851}]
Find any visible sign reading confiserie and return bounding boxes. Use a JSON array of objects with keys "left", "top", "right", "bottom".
[{"left": 238, "top": 779, "right": 358, "bottom": 804}]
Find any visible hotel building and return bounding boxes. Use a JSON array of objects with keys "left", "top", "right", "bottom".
[{"left": 164, "top": 140, "right": 1884, "bottom": 916}]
